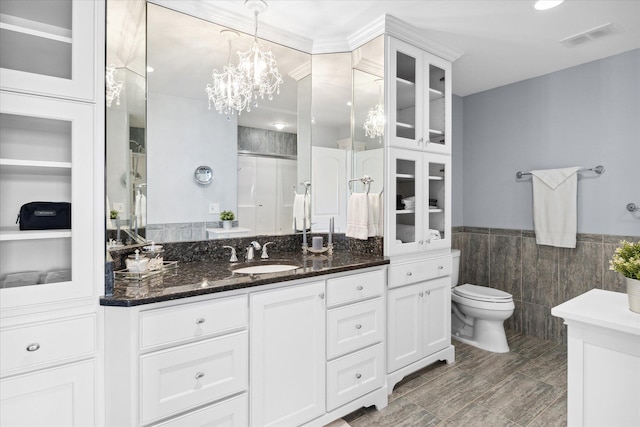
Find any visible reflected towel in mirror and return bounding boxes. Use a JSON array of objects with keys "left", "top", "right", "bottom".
[{"left": 293, "top": 193, "right": 310, "bottom": 231}]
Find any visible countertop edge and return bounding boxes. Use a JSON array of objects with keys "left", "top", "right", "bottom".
[{"left": 100, "top": 258, "right": 390, "bottom": 307}]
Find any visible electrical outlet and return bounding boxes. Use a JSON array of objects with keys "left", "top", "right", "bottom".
[
  {"left": 209, "top": 203, "right": 220, "bottom": 214},
  {"left": 113, "top": 202, "right": 125, "bottom": 213}
]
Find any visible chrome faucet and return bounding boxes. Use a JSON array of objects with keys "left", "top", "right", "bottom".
[
  {"left": 223, "top": 246, "right": 238, "bottom": 262},
  {"left": 261, "top": 242, "right": 274, "bottom": 259},
  {"left": 246, "top": 241, "right": 261, "bottom": 261}
]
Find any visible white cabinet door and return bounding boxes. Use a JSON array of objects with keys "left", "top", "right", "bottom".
[
  {"left": 250, "top": 281, "right": 326, "bottom": 427},
  {"left": 0, "top": 359, "right": 95, "bottom": 427},
  {"left": 0, "top": 1, "right": 97, "bottom": 101},
  {"left": 422, "top": 277, "right": 451, "bottom": 356},
  {"left": 387, "top": 283, "right": 422, "bottom": 372}
]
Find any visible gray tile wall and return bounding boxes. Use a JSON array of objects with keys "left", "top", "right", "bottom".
[{"left": 452, "top": 227, "right": 639, "bottom": 344}]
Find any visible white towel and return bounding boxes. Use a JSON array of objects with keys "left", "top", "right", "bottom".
[
  {"left": 368, "top": 192, "right": 384, "bottom": 237},
  {"left": 530, "top": 167, "right": 581, "bottom": 248},
  {"left": 346, "top": 193, "right": 370, "bottom": 240},
  {"left": 134, "top": 193, "right": 146, "bottom": 228},
  {"left": 292, "top": 193, "right": 310, "bottom": 231}
]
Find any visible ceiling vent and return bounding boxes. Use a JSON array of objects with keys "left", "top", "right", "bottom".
[{"left": 560, "top": 23, "right": 616, "bottom": 47}]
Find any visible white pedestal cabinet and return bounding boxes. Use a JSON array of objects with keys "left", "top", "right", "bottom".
[
  {"left": 0, "top": 1, "right": 103, "bottom": 425},
  {"left": 383, "top": 32, "right": 456, "bottom": 391}
]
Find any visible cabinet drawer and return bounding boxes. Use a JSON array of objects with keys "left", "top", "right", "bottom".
[
  {"left": 0, "top": 314, "right": 95, "bottom": 375},
  {"left": 140, "top": 295, "right": 247, "bottom": 350},
  {"left": 327, "top": 269, "right": 385, "bottom": 307},
  {"left": 327, "top": 298, "right": 384, "bottom": 359},
  {"left": 154, "top": 393, "right": 248, "bottom": 427},
  {"left": 140, "top": 331, "right": 248, "bottom": 425},
  {"left": 326, "top": 343, "right": 385, "bottom": 411},
  {"left": 388, "top": 256, "right": 452, "bottom": 288}
]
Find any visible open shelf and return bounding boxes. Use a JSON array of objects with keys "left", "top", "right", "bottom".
[
  {"left": 0, "top": 13, "right": 72, "bottom": 43},
  {"left": 0, "top": 159, "right": 72, "bottom": 175},
  {"left": 0, "top": 226, "right": 71, "bottom": 241}
]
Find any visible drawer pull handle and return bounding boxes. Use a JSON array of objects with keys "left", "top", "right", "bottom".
[
  {"left": 26, "top": 343, "right": 40, "bottom": 352},
  {"left": 357, "top": 285, "right": 364, "bottom": 290},
  {"left": 406, "top": 272, "right": 412, "bottom": 276},
  {"left": 438, "top": 265, "right": 444, "bottom": 270},
  {"left": 319, "top": 292, "right": 325, "bottom": 299},
  {"left": 195, "top": 372, "right": 205, "bottom": 380},
  {"left": 195, "top": 318, "right": 206, "bottom": 325},
  {"left": 355, "top": 324, "right": 362, "bottom": 329},
  {"left": 355, "top": 373, "right": 362, "bottom": 379}
]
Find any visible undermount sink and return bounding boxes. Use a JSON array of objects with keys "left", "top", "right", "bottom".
[{"left": 232, "top": 264, "right": 300, "bottom": 275}]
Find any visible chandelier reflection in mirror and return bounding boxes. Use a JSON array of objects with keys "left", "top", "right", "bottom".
[
  {"left": 363, "top": 79, "right": 385, "bottom": 142},
  {"left": 105, "top": 64, "right": 124, "bottom": 107},
  {"left": 238, "top": 0, "right": 283, "bottom": 105},
  {"left": 205, "top": 0, "right": 282, "bottom": 117},
  {"left": 206, "top": 29, "right": 252, "bottom": 117}
]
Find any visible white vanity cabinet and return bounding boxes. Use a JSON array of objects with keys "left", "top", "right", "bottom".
[
  {"left": 104, "top": 294, "right": 249, "bottom": 427},
  {"left": 386, "top": 256, "right": 454, "bottom": 391},
  {"left": 325, "top": 270, "right": 387, "bottom": 415},
  {"left": 250, "top": 281, "right": 326, "bottom": 427}
]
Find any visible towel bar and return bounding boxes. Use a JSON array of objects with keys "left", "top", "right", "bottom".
[{"left": 516, "top": 165, "right": 604, "bottom": 179}]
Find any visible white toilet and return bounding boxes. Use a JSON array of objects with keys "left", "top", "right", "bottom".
[{"left": 450, "top": 249, "right": 514, "bottom": 353}]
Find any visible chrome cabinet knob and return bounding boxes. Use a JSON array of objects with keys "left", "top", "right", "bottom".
[
  {"left": 26, "top": 343, "right": 40, "bottom": 352},
  {"left": 419, "top": 292, "right": 424, "bottom": 297},
  {"left": 426, "top": 290, "right": 431, "bottom": 295},
  {"left": 355, "top": 324, "right": 362, "bottom": 329},
  {"left": 355, "top": 373, "right": 362, "bottom": 379},
  {"left": 195, "top": 318, "right": 206, "bottom": 325},
  {"left": 438, "top": 265, "right": 444, "bottom": 269},
  {"left": 195, "top": 372, "right": 205, "bottom": 380},
  {"left": 319, "top": 292, "right": 325, "bottom": 299},
  {"left": 357, "top": 285, "right": 364, "bottom": 290},
  {"left": 406, "top": 272, "right": 412, "bottom": 276}
]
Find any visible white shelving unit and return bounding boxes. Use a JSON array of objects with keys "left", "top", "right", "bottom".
[{"left": 0, "top": 1, "right": 102, "bottom": 425}]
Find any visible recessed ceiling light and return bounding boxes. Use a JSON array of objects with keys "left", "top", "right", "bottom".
[
  {"left": 147, "top": 66, "right": 154, "bottom": 72},
  {"left": 534, "top": 0, "right": 564, "bottom": 11},
  {"left": 273, "top": 122, "right": 286, "bottom": 130}
]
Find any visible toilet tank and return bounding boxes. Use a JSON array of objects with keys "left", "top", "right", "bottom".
[{"left": 451, "top": 249, "right": 460, "bottom": 287}]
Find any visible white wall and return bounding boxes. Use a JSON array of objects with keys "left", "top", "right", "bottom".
[
  {"left": 459, "top": 49, "right": 640, "bottom": 236},
  {"left": 146, "top": 92, "right": 237, "bottom": 224}
]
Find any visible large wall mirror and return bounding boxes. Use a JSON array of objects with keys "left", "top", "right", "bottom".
[{"left": 106, "top": 1, "right": 385, "bottom": 245}]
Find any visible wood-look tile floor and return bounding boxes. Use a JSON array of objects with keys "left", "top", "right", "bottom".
[{"left": 346, "top": 331, "right": 567, "bottom": 426}]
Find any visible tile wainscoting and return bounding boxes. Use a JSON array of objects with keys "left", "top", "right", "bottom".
[{"left": 452, "top": 227, "right": 639, "bottom": 344}]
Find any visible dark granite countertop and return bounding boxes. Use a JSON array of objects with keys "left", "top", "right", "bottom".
[{"left": 100, "top": 250, "right": 389, "bottom": 307}]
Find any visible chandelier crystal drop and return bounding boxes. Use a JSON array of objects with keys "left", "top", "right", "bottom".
[
  {"left": 363, "top": 103, "right": 385, "bottom": 140},
  {"left": 105, "top": 64, "right": 124, "bottom": 107},
  {"left": 205, "top": 30, "right": 252, "bottom": 117},
  {"left": 238, "top": 0, "right": 282, "bottom": 105}
]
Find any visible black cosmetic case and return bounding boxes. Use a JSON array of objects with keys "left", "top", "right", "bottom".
[{"left": 17, "top": 202, "right": 71, "bottom": 230}]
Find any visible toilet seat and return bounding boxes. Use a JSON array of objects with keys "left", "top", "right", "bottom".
[{"left": 453, "top": 284, "right": 513, "bottom": 303}]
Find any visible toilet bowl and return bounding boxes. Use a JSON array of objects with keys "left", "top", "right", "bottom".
[{"left": 450, "top": 250, "right": 514, "bottom": 353}]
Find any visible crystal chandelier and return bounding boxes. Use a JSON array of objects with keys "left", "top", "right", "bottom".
[
  {"left": 237, "top": 0, "right": 282, "bottom": 105},
  {"left": 363, "top": 79, "right": 385, "bottom": 141},
  {"left": 206, "top": 30, "right": 252, "bottom": 117},
  {"left": 105, "top": 64, "right": 124, "bottom": 107}
]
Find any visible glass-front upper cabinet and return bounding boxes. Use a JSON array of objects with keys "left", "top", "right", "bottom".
[
  {"left": 0, "top": 93, "right": 94, "bottom": 314},
  {"left": 385, "top": 148, "right": 451, "bottom": 256},
  {"left": 0, "top": 0, "right": 96, "bottom": 101},
  {"left": 387, "top": 37, "right": 451, "bottom": 154}
]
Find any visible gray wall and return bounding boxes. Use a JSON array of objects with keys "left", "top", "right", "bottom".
[{"left": 459, "top": 49, "right": 640, "bottom": 236}]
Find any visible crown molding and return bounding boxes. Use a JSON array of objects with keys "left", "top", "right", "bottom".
[
  {"left": 148, "top": 2, "right": 464, "bottom": 61},
  {"left": 383, "top": 15, "right": 464, "bottom": 62},
  {"left": 149, "top": 0, "right": 314, "bottom": 53},
  {"left": 288, "top": 61, "right": 311, "bottom": 81}
]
